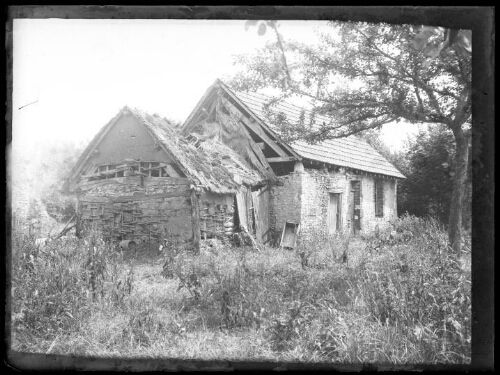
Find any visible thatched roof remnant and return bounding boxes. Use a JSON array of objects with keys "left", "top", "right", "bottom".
[
  {"left": 132, "top": 107, "right": 267, "bottom": 194},
  {"left": 65, "top": 106, "right": 268, "bottom": 195}
]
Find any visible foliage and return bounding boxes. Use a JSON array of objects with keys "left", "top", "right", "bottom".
[
  {"left": 10, "top": 229, "right": 134, "bottom": 349},
  {"left": 41, "top": 191, "right": 76, "bottom": 224},
  {"left": 11, "top": 217, "right": 470, "bottom": 364},
  {"left": 233, "top": 20, "right": 471, "bottom": 253},
  {"left": 413, "top": 26, "right": 471, "bottom": 68},
  {"left": 231, "top": 22, "right": 470, "bottom": 141},
  {"left": 397, "top": 125, "right": 471, "bottom": 228}
]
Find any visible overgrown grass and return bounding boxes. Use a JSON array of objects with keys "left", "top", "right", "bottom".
[{"left": 9, "top": 215, "right": 470, "bottom": 364}]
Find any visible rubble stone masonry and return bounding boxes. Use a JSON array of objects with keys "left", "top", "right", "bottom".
[
  {"left": 270, "top": 168, "right": 398, "bottom": 241},
  {"left": 269, "top": 172, "right": 302, "bottom": 243}
]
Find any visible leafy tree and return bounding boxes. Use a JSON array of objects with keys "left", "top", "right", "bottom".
[
  {"left": 397, "top": 125, "right": 471, "bottom": 229},
  {"left": 231, "top": 21, "right": 471, "bottom": 254}
]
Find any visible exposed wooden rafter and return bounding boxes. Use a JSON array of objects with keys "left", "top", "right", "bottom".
[
  {"left": 215, "top": 104, "right": 273, "bottom": 175},
  {"left": 267, "top": 156, "right": 298, "bottom": 163},
  {"left": 215, "top": 80, "right": 302, "bottom": 160},
  {"left": 219, "top": 96, "right": 289, "bottom": 158}
]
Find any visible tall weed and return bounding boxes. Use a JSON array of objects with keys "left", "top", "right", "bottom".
[{"left": 10, "top": 228, "right": 134, "bottom": 349}]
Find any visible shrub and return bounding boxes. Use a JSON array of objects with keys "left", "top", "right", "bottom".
[
  {"left": 11, "top": 215, "right": 470, "bottom": 364},
  {"left": 343, "top": 216, "right": 471, "bottom": 363},
  {"left": 10, "top": 228, "right": 134, "bottom": 349}
]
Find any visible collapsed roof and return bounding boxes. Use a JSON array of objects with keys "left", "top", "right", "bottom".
[
  {"left": 235, "top": 90, "right": 406, "bottom": 179},
  {"left": 183, "top": 79, "right": 405, "bottom": 179},
  {"left": 64, "top": 106, "right": 267, "bottom": 195}
]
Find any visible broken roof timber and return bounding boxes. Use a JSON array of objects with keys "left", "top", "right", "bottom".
[
  {"left": 230, "top": 88, "right": 405, "bottom": 179},
  {"left": 65, "top": 106, "right": 268, "bottom": 195},
  {"left": 219, "top": 96, "right": 290, "bottom": 159},
  {"left": 216, "top": 80, "right": 302, "bottom": 161}
]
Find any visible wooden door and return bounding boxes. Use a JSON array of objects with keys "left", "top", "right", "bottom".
[
  {"left": 252, "top": 185, "right": 271, "bottom": 244},
  {"left": 327, "top": 193, "right": 341, "bottom": 235},
  {"left": 351, "top": 181, "right": 361, "bottom": 234},
  {"left": 348, "top": 190, "right": 355, "bottom": 234}
]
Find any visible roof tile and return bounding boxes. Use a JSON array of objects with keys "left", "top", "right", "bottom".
[{"left": 233, "top": 90, "right": 405, "bottom": 178}]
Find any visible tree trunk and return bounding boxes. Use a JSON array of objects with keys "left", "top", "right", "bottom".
[{"left": 448, "top": 128, "right": 470, "bottom": 255}]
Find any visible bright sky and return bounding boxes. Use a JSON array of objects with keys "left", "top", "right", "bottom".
[{"left": 12, "top": 19, "right": 417, "bottom": 154}]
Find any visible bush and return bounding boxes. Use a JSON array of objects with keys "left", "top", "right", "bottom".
[
  {"left": 10, "top": 215, "right": 470, "bottom": 364},
  {"left": 10, "top": 228, "right": 134, "bottom": 349},
  {"left": 342, "top": 216, "right": 471, "bottom": 363}
]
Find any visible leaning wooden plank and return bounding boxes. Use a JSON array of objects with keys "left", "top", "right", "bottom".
[
  {"left": 235, "top": 187, "right": 248, "bottom": 231},
  {"left": 240, "top": 226, "right": 260, "bottom": 252},
  {"left": 52, "top": 214, "right": 76, "bottom": 240},
  {"left": 280, "top": 221, "right": 300, "bottom": 249}
]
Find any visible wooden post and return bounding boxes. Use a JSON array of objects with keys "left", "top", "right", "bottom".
[
  {"left": 190, "top": 188, "right": 201, "bottom": 254},
  {"left": 75, "top": 200, "right": 81, "bottom": 238}
]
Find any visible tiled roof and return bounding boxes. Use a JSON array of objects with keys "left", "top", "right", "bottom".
[{"left": 233, "top": 90, "right": 405, "bottom": 179}]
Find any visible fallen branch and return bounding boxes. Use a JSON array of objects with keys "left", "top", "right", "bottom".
[
  {"left": 239, "top": 225, "right": 261, "bottom": 252},
  {"left": 53, "top": 213, "right": 76, "bottom": 240}
]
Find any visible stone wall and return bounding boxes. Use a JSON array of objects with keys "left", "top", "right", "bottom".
[
  {"left": 78, "top": 177, "right": 193, "bottom": 243},
  {"left": 358, "top": 177, "right": 398, "bottom": 233},
  {"left": 199, "top": 191, "right": 235, "bottom": 239},
  {"left": 300, "top": 168, "right": 350, "bottom": 238},
  {"left": 269, "top": 168, "right": 398, "bottom": 240},
  {"left": 269, "top": 172, "right": 302, "bottom": 243}
]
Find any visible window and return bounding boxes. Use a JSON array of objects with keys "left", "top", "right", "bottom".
[
  {"left": 138, "top": 162, "right": 175, "bottom": 177},
  {"left": 374, "top": 180, "right": 384, "bottom": 217},
  {"left": 88, "top": 162, "right": 181, "bottom": 180}
]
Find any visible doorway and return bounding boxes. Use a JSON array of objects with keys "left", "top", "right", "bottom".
[
  {"left": 327, "top": 193, "right": 342, "bottom": 235},
  {"left": 349, "top": 181, "right": 361, "bottom": 234}
]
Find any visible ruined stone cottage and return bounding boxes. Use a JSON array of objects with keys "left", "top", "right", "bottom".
[
  {"left": 182, "top": 79, "right": 406, "bottom": 241},
  {"left": 64, "top": 80, "right": 405, "bottom": 249},
  {"left": 63, "top": 106, "right": 269, "bottom": 249}
]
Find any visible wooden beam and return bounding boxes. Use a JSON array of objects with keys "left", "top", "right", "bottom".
[
  {"left": 216, "top": 105, "right": 273, "bottom": 173},
  {"left": 152, "top": 177, "right": 191, "bottom": 185},
  {"left": 76, "top": 178, "right": 124, "bottom": 191},
  {"left": 220, "top": 97, "right": 288, "bottom": 158},
  {"left": 164, "top": 164, "right": 181, "bottom": 177},
  {"left": 82, "top": 165, "right": 130, "bottom": 179},
  {"left": 216, "top": 81, "right": 302, "bottom": 160},
  {"left": 219, "top": 119, "right": 266, "bottom": 172},
  {"left": 267, "top": 156, "right": 298, "bottom": 163},
  {"left": 112, "top": 191, "right": 190, "bottom": 203},
  {"left": 78, "top": 196, "right": 110, "bottom": 203},
  {"left": 79, "top": 190, "right": 190, "bottom": 203},
  {"left": 76, "top": 176, "right": 191, "bottom": 192}
]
